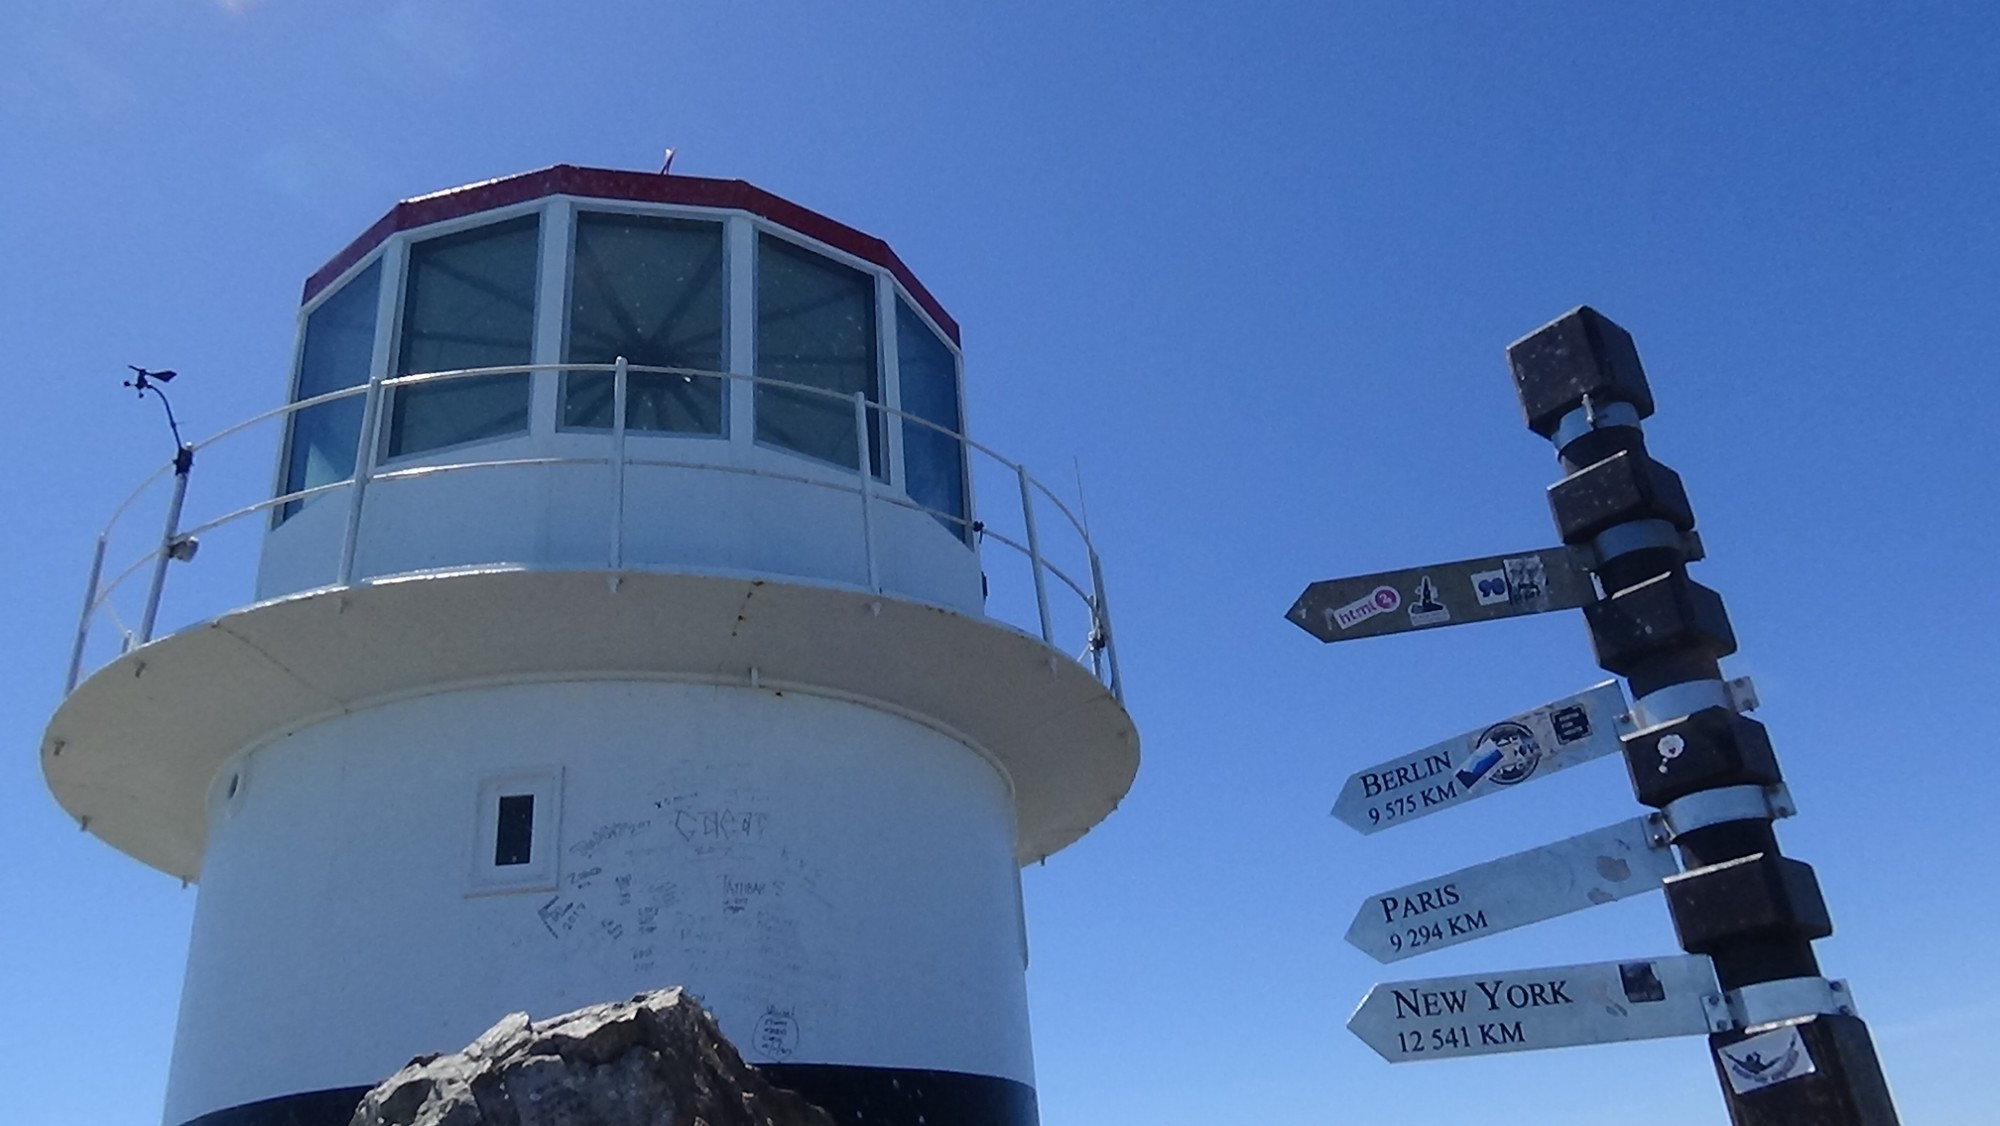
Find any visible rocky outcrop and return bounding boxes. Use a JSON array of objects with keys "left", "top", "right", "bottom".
[{"left": 349, "top": 988, "right": 835, "bottom": 1126}]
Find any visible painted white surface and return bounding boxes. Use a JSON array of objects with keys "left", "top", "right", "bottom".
[
  {"left": 47, "top": 570, "right": 1137, "bottom": 878},
  {"left": 256, "top": 425, "right": 984, "bottom": 614},
  {"left": 163, "top": 680, "right": 1032, "bottom": 1124}
]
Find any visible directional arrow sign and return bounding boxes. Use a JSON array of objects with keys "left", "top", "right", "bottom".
[
  {"left": 1332, "top": 681, "right": 1631, "bottom": 834},
  {"left": 1287, "top": 546, "right": 1595, "bottom": 643},
  {"left": 1344, "top": 815, "right": 1678, "bottom": 963},
  {"left": 1348, "top": 954, "right": 1728, "bottom": 1062}
]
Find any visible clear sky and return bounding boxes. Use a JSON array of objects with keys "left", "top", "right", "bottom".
[{"left": 4, "top": 3, "right": 1996, "bottom": 1122}]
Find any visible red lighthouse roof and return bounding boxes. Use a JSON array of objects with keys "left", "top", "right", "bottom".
[{"left": 304, "top": 164, "right": 959, "bottom": 345}]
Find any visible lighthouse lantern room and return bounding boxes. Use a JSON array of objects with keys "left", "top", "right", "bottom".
[{"left": 44, "top": 165, "right": 1138, "bottom": 1126}]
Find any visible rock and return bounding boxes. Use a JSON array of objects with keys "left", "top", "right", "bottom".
[{"left": 349, "top": 988, "right": 836, "bottom": 1126}]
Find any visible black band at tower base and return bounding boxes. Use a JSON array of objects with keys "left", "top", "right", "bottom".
[{"left": 179, "top": 1064, "right": 1038, "bottom": 1126}]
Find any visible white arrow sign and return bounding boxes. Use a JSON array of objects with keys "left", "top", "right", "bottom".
[
  {"left": 1345, "top": 815, "right": 1679, "bottom": 963},
  {"left": 1348, "top": 954, "right": 1729, "bottom": 1062},
  {"left": 1332, "top": 682, "right": 1631, "bottom": 834}
]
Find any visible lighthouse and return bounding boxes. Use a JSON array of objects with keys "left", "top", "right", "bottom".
[{"left": 44, "top": 165, "right": 1138, "bottom": 1126}]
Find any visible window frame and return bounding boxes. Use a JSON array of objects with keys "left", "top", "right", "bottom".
[
  {"left": 750, "top": 225, "right": 889, "bottom": 480},
  {"left": 380, "top": 204, "right": 547, "bottom": 465},
  {"left": 556, "top": 205, "right": 734, "bottom": 440},
  {"left": 468, "top": 767, "right": 564, "bottom": 896},
  {"left": 891, "top": 292, "right": 973, "bottom": 541},
  {"left": 270, "top": 251, "right": 392, "bottom": 527}
]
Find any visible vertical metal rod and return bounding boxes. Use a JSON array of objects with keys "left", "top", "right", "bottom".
[
  {"left": 64, "top": 534, "right": 108, "bottom": 693},
  {"left": 1017, "top": 464, "right": 1055, "bottom": 644},
  {"left": 1090, "top": 549, "right": 1123, "bottom": 700},
  {"left": 610, "top": 356, "right": 629, "bottom": 571},
  {"left": 137, "top": 453, "right": 192, "bottom": 644},
  {"left": 337, "top": 376, "right": 385, "bottom": 586},
  {"left": 853, "top": 392, "right": 880, "bottom": 592}
]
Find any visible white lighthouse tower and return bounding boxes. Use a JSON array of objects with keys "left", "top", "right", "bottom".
[{"left": 44, "top": 165, "right": 1138, "bottom": 1126}]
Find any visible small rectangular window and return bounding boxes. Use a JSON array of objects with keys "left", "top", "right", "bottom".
[
  {"left": 470, "top": 768, "right": 561, "bottom": 895},
  {"left": 494, "top": 793, "right": 536, "bottom": 866}
]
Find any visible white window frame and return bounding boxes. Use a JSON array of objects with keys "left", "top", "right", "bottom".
[
  {"left": 467, "top": 766, "right": 563, "bottom": 896},
  {"left": 379, "top": 202, "right": 549, "bottom": 466},
  {"left": 269, "top": 250, "right": 392, "bottom": 526},
  {"left": 748, "top": 225, "right": 891, "bottom": 479},
  {"left": 889, "top": 288, "right": 973, "bottom": 539},
  {"left": 554, "top": 200, "right": 738, "bottom": 442}
]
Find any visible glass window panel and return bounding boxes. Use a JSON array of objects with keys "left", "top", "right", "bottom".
[
  {"left": 896, "top": 299, "right": 968, "bottom": 540},
  {"left": 277, "top": 259, "right": 382, "bottom": 522},
  {"left": 755, "top": 234, "right": 881, "bottom": 475},
  {"left": 494, "top": 793, "right": 535, "bottom": 866},
  {"left": 388, "top": 215, "right": 539, "bottom": 458},
  {"left": 562, "top": 212, "right": 727, "bottom": 434}
]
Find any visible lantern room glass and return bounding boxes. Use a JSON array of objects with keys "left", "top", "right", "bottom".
[
  {"left": 272, "top": 206, "right": 980, "bottom": 547},
  {"left": 754, "top": 233, "right": 883, "bottom": 476},
  {"left": 388, "top": 215, "right": 540, "bottom": 458},
  {"left": 561, "top": 212, "right": 727, "bottom": 434},
  {"left": 277, "top": 258, "right": 381, "bottom": 523},
  {"left": 896, "top": 299, "right": 968, "bottom": 540}
]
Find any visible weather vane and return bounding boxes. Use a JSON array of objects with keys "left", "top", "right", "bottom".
[{"left": 124, "top": 365, "right": 193, "bottom": 474}]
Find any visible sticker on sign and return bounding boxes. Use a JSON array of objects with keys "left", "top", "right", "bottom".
[
  {"left": 1719, "top": 1024, "right": 1818, "bottom": 1093},
  {"left": 1331, "top": 682, "right": 1631, "bottom": 834},
  {"left": 1348, "top": 954, "right": 1729, "bottom": 1063},
  {"left": 1331, "top": 585, "right": 1401, "bottom": 631}
]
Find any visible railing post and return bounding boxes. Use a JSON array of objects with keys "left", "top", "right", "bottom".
[
  {"left": 853, "top": 391, "right": 880, "bottom": 592},
  {"left": 1090, "top": 549, "right": 1123, "bottom": 701},
  {"left": 610, "top": 356, "right": 629, "bottom": 571},
  {"left": 1017, "top": 465, "right": 1055, "bottom": 645},
  {"left": 337, "top": 375, "right": 385, "bottom": 586},
  {"left": 136, "top": 446, "right": 194, "bottom": 644},
  {"left": 65, "top": 534, "right": 109, "bottom": 694}
]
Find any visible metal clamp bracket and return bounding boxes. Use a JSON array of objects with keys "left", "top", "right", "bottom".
[
  {"left": 1551, "top": 398, "right": 1644, "bottom": 449},
  {"left": 1630, "top": 676, "right": 1759, "bottom": 728},
  {"left": 1650, "top": 783, "right": 1795, "bottom": 844},
  {"left": 1725, "top": 976, "right": 1857, "bottom": 1033},
  {"left": 1583, "top": 521, "right": 1705, "bottom": 571}
]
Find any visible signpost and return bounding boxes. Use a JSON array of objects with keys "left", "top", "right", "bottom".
[
  {"left": 1296, "top": 308, "right": 1897, "bottom": 1123},
  {"left": 1331, "top": 681, "right": 1630, "bottom": 834},
  {"left": 1344, "top": 815, "right": 1679, "bottom": 963},
  {"left": 1347, "top": 954, "right": 1730, "bottom": 1062},
  {"left": 1287, "top": 546, "right": 1594, "bottom": 644}
]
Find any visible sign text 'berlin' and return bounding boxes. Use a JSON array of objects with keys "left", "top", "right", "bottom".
[{"left": 1331, "top": 681, "right": 1631, "bottom": 834}]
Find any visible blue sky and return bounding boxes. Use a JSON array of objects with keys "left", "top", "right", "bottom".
[{"left": 4, "top": 3, "right": 1996, "bottom": 1122}]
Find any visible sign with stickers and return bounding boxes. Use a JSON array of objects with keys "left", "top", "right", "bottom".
[
  {"left": 1331, "top": 681, "right": 1631, "bottom": 834},
  {"left": 1287, "top": 546, "right": 1596, "bottom": 643},
  {"left": 1343, "top": 815, "right": 1680, "bottom": 963},
  {"left": 1346, "top": 954, "right": 1729, "bottom": 1063}
]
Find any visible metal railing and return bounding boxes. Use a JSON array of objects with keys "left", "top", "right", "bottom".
[{"left": 65, "top": 360, "right": 1122, "bottom": 703}]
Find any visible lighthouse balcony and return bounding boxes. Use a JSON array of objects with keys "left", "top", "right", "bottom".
[
  {"left": 257, "top": 360, "right": 993, "bottom": 616},
  {"left": 53, "top": 358, "right": 1135, "bottom": 878},
  {"left": 65, "top": 360, "right": 1119, "bottom": 703}
]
